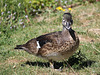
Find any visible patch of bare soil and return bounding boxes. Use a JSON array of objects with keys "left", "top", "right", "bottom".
[
  {"left": 88, "top": 28, "right": 100, "bottom": 35},
  {"left": 0, "top": 63, "right": 2, "bottom": 65},
  {"left": 6, "top": 57, "right": 27, "bottom": 65},
  {"left": 6, "top": 59, "right": 25, "bottom": 64},
  {"left": 0, "top": 57, "right": 27, "bottom": 66},
  {"left": 60, "top": 72, "right": 76, "bottom": 75},
  {"left": 34, "top": 15, "right": 59, "bottom": 22},
  {"left": 35, "top": 16, "right": 44, "bottom": 22},
  {"left": 44, "top": 16, "right": 59, "bottom": 22},
  {"left": 78, "top": 35, "right": 95, "bottom": 42}
]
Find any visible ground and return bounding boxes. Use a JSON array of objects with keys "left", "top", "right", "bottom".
[{"left": 0, "top": 2, "right": 100, "bottom": 75}]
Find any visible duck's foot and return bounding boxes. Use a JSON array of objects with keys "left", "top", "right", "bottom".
[
  {"left": 54, "top": 66, "right": 63, "bottom": 72},
  {"left": 49, "top": 60, "right": 65, "bottom": 72}
]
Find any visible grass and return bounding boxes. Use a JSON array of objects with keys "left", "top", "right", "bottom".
[{"left": 0, "top": 2, "right": 100, "bottom": 75}]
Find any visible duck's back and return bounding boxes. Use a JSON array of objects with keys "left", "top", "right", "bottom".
[{"left": 37, "top": 29, "right": 79, "bottom": 61}]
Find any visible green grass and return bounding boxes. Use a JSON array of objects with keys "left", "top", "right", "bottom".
[{"left": 0, "top": 2, "right": 100, "bottom": 75}]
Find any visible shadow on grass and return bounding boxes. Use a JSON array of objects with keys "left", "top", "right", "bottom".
[
  {"left": 23, "top": 61, "right": 50, "bottom": 68},
  {"left": 22, "top": 51, "right": 96, "bottom": 70}
]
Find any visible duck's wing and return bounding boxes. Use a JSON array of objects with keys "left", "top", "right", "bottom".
[
  {"left": 36, "top": 31, "right": 63, "bottom": 47},
  {"left": 36, "top": 31, "right": 65, "bottom": 56}
]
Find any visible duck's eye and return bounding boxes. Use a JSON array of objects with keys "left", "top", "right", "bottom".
[{"left": 63, "top": 20, "right": 65, "bottom": 22}]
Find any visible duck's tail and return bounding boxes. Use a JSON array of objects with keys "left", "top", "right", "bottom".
[{"left": 14, "top": 45, "right": 25, "bottom": 50}]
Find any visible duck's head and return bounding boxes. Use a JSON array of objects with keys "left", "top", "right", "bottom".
[{"left": 62, "top": 13, "right": 73, "bottom": 30}]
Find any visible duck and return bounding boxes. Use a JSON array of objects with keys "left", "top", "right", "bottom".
[{"left": 14, "top": 13, "right": 79, "bottom": 69}]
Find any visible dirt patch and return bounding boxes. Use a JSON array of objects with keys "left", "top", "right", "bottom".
[
  {"left": 0, "top": 63, "right": 2, "bottom": 65},
  {"left": 6, "top": 59, "right": 25, "bottom": 64},
  {"left": 0, "top": 57, "right": 27, "bottom": 66},
  {"left": 45, "top": 16, "right": 59, "bottom": 22},
  {"left": 35, "top": 16, "right": 44, "bottom": 22},
  {"left": 6, "top": 57, "right": 27, "bottom": 65},
  {"left": 78, "top": 35, "right": 95, "bottom": 42},
  {"left": 34, "top": 15, "right": 59, "bottom": 23},
  {"left": 88, "top": 28, "right": 100, "bottom": 35},
  {"left": 60, "top": 72, "right": 76, "bottom": 75}
]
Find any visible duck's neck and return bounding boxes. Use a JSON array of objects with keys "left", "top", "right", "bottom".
[
  {"left": 62, "top": 26, "right": 70, "bottom": 36},
  {"left": 62, "top": 26, "right": 76, "bottom": 41},
  {"left": 62, "top": 26, "right": 71, "bottom": 32}
]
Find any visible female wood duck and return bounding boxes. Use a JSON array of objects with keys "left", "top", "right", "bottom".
[{"left": 15, "top": 13, "right": 79, "bottom": 69}]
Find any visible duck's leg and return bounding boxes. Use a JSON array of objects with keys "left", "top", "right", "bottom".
[
  {"left": 56, "top": 61, "right": 66, "bottom": 72},
  {"left": 49, "top": 60, "right": 54, "bottom": 69},
  {"left": 49, "top": 60, "right": 63, "bottom": 71}
]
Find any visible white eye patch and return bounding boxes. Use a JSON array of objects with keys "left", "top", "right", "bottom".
[
  {"left": 63, "top": 19, "right": 65, "bottom": 22},
  {"left": 36, "top": 41, "right": 41, "bottom": 49}
]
